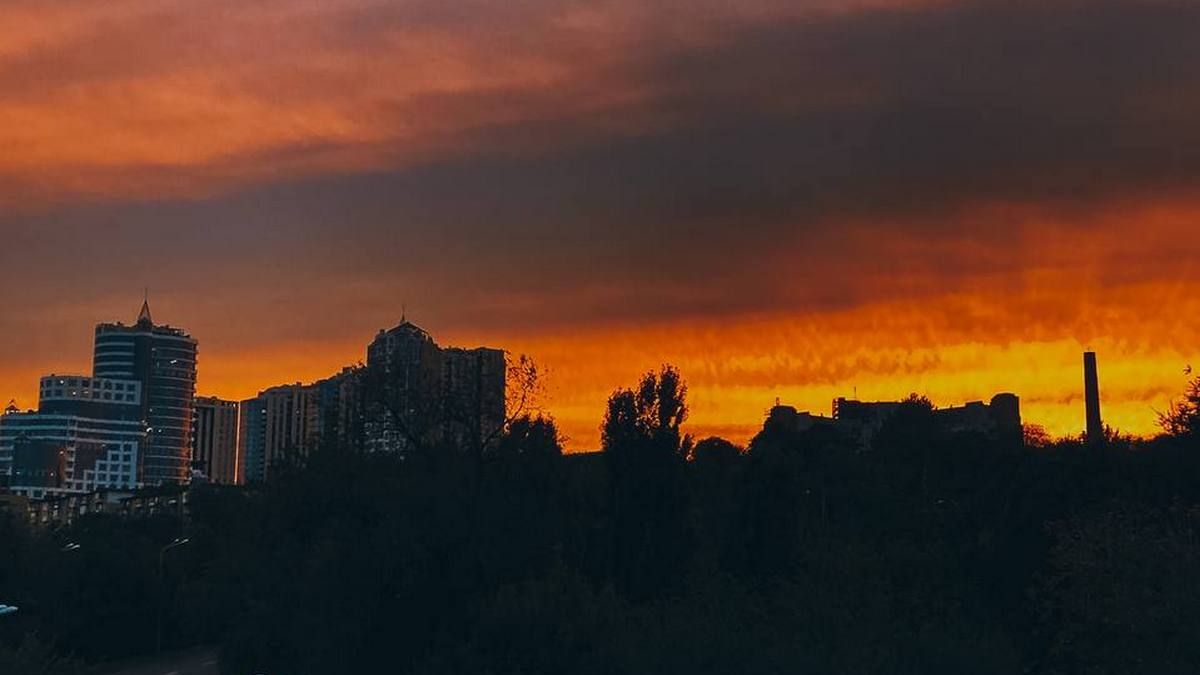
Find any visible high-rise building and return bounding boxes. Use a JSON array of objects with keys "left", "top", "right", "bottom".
[
  {"left": 93, "top": 300, "right": 198, "bottom": 485},
  {"left": 237, "top": 383, "right": 319, "bottom": 483},
  {"left": 311, "top": 367, "right": 364, "bottom": 449},
  {"left": 442, "top": 346, "right": 507, "bottom": 449},
  {"left": 364, "top": 318, "right": 506, "bottom": 453},
  {"left": 364, "top": 320, "right": 441, "bottom": 453},
  {"left": 238, "top": 396, "right": 267, "bottom": 483},
  {"left": 193, "top": 396, "right": 240, "bottom": 484},
  {"left": 0, "top": 375, "right": 145, "bottom": 499}
]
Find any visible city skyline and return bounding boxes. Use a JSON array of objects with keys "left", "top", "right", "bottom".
[
  {"left": 1, "top": 302, "right": 512, "bottom": 492},
  {"left": 0, "top": 297, "right": 1174, "bottom": 451},
  {"left": 3, "top": 0, "right": 1199, "bottom": 450}
]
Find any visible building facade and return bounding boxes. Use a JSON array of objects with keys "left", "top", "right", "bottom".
[
  {"left": 238, "top": 396, "right": 267, "bottom": 483},
  {"left": 193, "top": 396, "right": 240, "bottom": 484},
  {"left": 93, "top": 301, "right": 198, "bottom": 485},
  {"left": 364, "top": 318, "right": 506, "bottom": 453},
  {"left": 312, "top": 367, "right": 364, "bottom": 450},
  {"left": 0, "top": 375, "right": 145, "bottom": 499},
  {"left": 364, "top": 320, "right": 442, "bottom": 453},
  {"left": 23, "top": 486, "right": 191, "bottom": 529},
  {"left": 238, "top": 383, "right": 319, "bottom": 483},
  {"left": 441, "top": 346, "right": 507, "bottom": 449}
]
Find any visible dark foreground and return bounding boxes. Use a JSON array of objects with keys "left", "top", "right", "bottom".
[
  {"left": 3, "top": 371, "right": 1200, "bottom": 674},
  {"left": 94, "top": 647, "right": 219, "bottom": 675}
]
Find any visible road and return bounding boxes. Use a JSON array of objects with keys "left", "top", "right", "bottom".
[{"left": 93, "top": 647, "right": 220, "bottom": 675}]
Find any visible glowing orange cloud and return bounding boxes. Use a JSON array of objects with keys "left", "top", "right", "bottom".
[{"left": 0, "top": 0, "right": 966, "bottom": 207}]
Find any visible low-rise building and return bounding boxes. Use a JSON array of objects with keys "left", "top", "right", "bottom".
[
  {"left": 25, "top": 488, "right": 136, "bottom": 528},
  {"left": 764, "top": 393, "right": 1022, "bottom": 449},
  {"left": 0, "top": 375, "right": 146, "bottom": 499}
]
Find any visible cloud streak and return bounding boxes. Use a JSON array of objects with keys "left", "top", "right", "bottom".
[{"left": 5, "top": 0, "right": 1198, "bottom": 205}]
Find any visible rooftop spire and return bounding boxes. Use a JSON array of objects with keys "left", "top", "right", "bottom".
[{"left": 137, "top": 290, "right": 153, "bottom": 326}]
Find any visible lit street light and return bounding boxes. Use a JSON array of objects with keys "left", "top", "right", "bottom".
[{"left": 160, "top": 537, "right": 190, "bottom": 571}]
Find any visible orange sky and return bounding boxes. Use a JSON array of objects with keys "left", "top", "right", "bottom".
[
  {"left": 179, "top": 200, "right": 1200, "bottom": 448},
  {"left": 2, "top": 0, "right": 1198, "bottom": 449}
]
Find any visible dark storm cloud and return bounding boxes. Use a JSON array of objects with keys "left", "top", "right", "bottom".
[
  {"left": 2, "top": 0, "right": 1199, "bottom": 334},
  {"left": 513, "top": 0, "right": 1200, "bottom": 223}
]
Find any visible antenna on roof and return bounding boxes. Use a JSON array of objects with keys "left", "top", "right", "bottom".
[{"left": 137, "top": 289, "right": 153, "bottom": 325}]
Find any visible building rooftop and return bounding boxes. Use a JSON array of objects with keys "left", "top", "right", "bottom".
[{"left": 94, "top": 300, "right": 193, "bottom": 338}]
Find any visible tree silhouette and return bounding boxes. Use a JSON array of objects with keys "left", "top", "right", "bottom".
[
  {"left": 602, "top": 365, "right": 692, "bottom": 598},
  {"left": 691, "top": 436, "right": 741, "bottom": 466},
  {"left": 1160, "top": 375, "right": 1200, "bottom": 437},
  {"left": 1023, "top": 423, "right": 1053, "bottom": 448},
  {"left": 601, "top": 364, "right": 691, "bottom": 462}
]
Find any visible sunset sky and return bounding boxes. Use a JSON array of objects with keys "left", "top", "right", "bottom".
[{"left": 2, "top": 0, "right": 1198, "bottom": 449}]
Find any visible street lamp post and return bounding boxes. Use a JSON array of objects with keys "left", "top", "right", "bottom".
[{"left": 156, "top": 537, "right": 190, "bottom": 654}]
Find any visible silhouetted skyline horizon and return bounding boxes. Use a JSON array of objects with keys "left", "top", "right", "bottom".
[{"left": 3, "top": 298, "right": 1178, "bottom": 451}]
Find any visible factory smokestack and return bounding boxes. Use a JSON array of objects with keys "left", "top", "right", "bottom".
[{"left": 1083, "top": 351, "right": 1103, "bottom": 445}]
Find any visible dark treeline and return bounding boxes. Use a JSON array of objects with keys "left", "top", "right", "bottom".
[{"left": 3, "top": 366, "right": 1200, "bottom": 674}]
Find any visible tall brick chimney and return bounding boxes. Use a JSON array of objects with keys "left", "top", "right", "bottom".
[{"left": 1083, "top": 351, "right": 1103, "bottom": 445}]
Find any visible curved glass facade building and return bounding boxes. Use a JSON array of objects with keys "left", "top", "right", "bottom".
[{"left": 93, "top": 301, "right": 197, "bottom": 485}]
